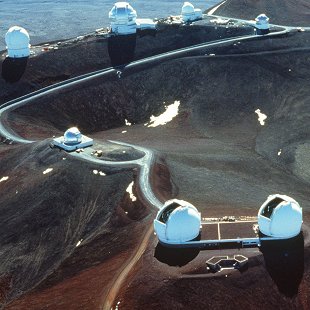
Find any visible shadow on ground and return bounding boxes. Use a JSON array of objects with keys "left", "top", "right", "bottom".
[
  {"left": 2, "top": 57, "right": 28, "bottom": 83},
  {"left": 260, "top": 232, "right": 304, "bottom": 297}
]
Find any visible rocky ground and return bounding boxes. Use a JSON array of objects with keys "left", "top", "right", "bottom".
[
  {"left": 1, "top": 3, "right": 310, "bottom": 310},
  {"left": 211, "top": 0, "right": 310, "bottom": 27}
]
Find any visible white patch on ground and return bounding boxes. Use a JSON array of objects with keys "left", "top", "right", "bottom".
[
  {"left": 0, "top": 176, "right": 9, "bottom": 183},
  {"left": 126, "top": 181, "right": 137, "bottom": 202},
  {"left": 146, "top": 101, "right": 180, "bottom": 127},
  {"left": 278, "top": 149, "right": 282, "bottom": 156},
  {"left": 76, "top": 239, "right": 83, "bottom": 247},
  {"left": 122, "top": 130, "right": 127, "bottom": 133},
  {"left": 255, "top": 109, "right": 267, "bottom": 126},
  {"left": 115, "top": 301, "right": 121, "bottom": 310},
  {"left": 93, "top": 170, "right": 106, "bottom": 176},
  {"left": 125, "top": 119, "right": 132, "bottom": 126},
  {"left": 43, "top": 168, "right": 53, "bottom": 175}
]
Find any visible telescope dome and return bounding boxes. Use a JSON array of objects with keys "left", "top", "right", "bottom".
[
  {"left": 63, "top": 127, "right": 82, "bottom": 145},
  {"left": 182, "top": 2, "right": 195, "bottom": 14},
  {"left": 109, "top": 2, "right": 137, "bottom": 22},
  {"left": 255, "top": 14, "right": 270, "bottom": 29},
  {"left": 5, "top": 26, "right": 30, "bottom": 58},
  {"left": 154, "top": 199, "right": 201, "bottom": 244},
  {"left": 181, "top": 2, "right": 202, "bottom": 23},
  {"left": 258, "top": 194, "right": 302, "bottom": 238},
  {"left": 109, "top": 2, "right": 137, "bottom": 35}
]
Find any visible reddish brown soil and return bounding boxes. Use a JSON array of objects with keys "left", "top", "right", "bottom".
[
  {"left": 1, "top": 8, "right": 310, "bottom": 310},
  {"left": 116, "top": 214, "right": 310, "bottom": 310}
]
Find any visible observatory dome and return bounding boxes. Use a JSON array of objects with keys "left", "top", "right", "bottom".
[
  {"left": 154, "top": 199, "right": 201, "bottom": 244},
  {"left": 258, "top": 194, "right": 302, "bottom": 238},
  {"left": 5, "top": 26, "right": 30, "bottom": 58},
  {"left": 109, "top": 2, "right": 137, "bottom": 35},
  {"left": 63, "top": 127, "right": 82, "bottom": 145},
  {"left": 182, "top": 2, "right": 195, "bottom": 14},
  {"left": 181, "top": 2, "right": 202, "bottom": 23},
  {"left": 109, "top": 2, "right": 137, "bottom": 23},
  {"left": 255, "top": 14, "right": 270, "bottom": 29}
]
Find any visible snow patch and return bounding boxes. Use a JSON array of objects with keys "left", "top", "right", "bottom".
[
  {"left": 43, "top": 168, "right": 53, "bottom": 175},
  {"left": 76, "top": 239, "right": 83, "bottom": 247},
  {"left": 125, "top": 119, "right": 132, "bottom": 126},
  {"left": 255, "top": 109, "right": 267, "bottom": 126},
  {"left": 0, "top": 176, "right": 9, "bottom": 183},
  {"left": 126, "top": 181, "right": 137, "bottom": 202},
  {"left": 146, "top": 101, "right": 180, "bottom": 127}
]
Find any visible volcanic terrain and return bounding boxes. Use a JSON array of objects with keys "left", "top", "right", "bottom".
[{"left": 1, "top": 1, "right": 310, "bottom": 309}]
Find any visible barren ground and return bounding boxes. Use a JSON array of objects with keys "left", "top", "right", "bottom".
[{"left": 1, "top": 3, "right": 310, "bottom": 309}]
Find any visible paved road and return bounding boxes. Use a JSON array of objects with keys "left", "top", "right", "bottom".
[{"left": 0, "top": 14, "right": 309, "bottom": 310}]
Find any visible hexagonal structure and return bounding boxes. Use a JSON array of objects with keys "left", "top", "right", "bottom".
[{"left": 206, "top": 255, "right": 248, "bottom": 272}]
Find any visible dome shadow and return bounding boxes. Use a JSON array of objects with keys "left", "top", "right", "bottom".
[
  {"left": 154, "top": 234, "right": 201, "bottom": 267},
  {"left": 108, "top": 34, "right": 136, "bottom": 67},
  {"left": 260, "top": 232, "right": 304, "bottom": 297},
  {"left": 2, "top": 57, "right": 28, "bottom": 83}
]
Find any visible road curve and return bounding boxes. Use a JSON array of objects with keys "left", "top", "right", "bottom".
[
  {"left": 0, "top": 14, "right": 309, "bottom": 310},
  {"left": 102, "top": 225, "right": 154, "bottom": 310}
]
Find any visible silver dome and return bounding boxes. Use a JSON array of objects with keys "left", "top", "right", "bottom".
[{"left": 63, "top": 127, "right": 82, "bottom": 145}]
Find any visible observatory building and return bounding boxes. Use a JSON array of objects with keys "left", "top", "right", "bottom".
[
  {"left": 153, "top": 199, "right": 201, "bottom": 244},
  {"left": 109, "top": 2, "right": 137, "bottom": 35},
  {"left": 109, "top": 2, "right": 156, "bottom": 35},
  {"left": 5, "top": 26, "right": 30, "bottom": 58},
  {"left": 53, "top": 127, "right": 93, "bottom": 151},
  {"left": 258, "top": 194, "right": 302, "bottom": 238},
  {"left": 254, "top": 14, "right": 270, "bottom": 35},
  {"left": 181, "top": 2, "right": 202, "bottom": 23}
]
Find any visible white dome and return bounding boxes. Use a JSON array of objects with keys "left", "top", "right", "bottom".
[
  {"left": 182, "top": 2, "right": 195, "bottom": 14},
  {"left": 258, "top": 194, "right": 302, "bottom": 238},
  {"left": 109, "top": 2, "right": 137, "bottom": 35},
  {"left": 63, "top": 127, "right": 82, "bottom": 145},
  {"left": 154, "top": 199, "right": 201, "bottom": 244},
  {"left": 5, "top": 26, "right": 30, "bottom": 58},
  {"left": 255, "top": 14, "right": 270, "bottom": 29},
  {"left": 181, "top": 2, "right": 202, "bottom": 22},
  {"left": 109, "top": 2, "right": 137, "bottom": 22}
]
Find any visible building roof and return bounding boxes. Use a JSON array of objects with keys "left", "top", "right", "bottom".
[
  {"left": 154, "top": 199, "right": 201, "bottom": 244},
  {"left": 258, "top": 194, "right": 302, "bottom": 238}
]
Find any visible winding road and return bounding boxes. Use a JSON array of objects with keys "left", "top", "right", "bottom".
[{"left": 0, "top": 8, "right": 309, "bottom": 310}]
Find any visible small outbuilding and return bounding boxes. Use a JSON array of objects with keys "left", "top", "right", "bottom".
[
  {"left": 254, "top": 14, "right": 270, "bottom": 35},
  {"left": 181, "top": 2, "right": 202, "bottom": 23},
  {"left": 53, "top": 127, "right": 93, "bottom": 151},
  {"left": 154, "top": 199, "right": 201, "bottom": 244},
  {"left": 258, "top": 194, "right": 302, "bottom": 238},
  {"left": 5, "top": 26, "right": 30, "bottom": 58}
]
